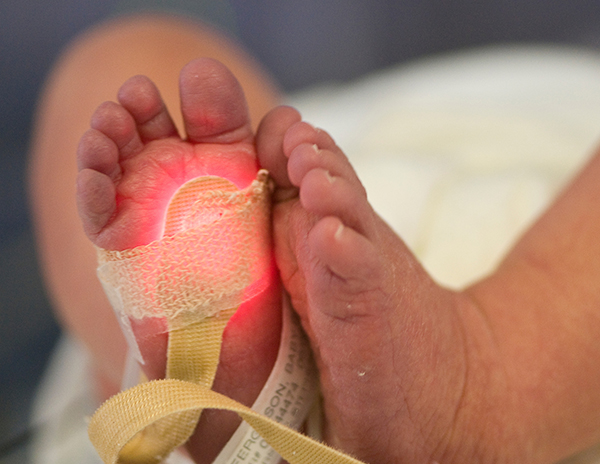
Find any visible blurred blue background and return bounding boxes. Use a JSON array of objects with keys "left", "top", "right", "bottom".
[{"left": 2, "top": 0, "right": 600, "bottom": 462}]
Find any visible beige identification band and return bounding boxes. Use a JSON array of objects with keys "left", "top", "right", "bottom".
[
  {"left": 88, "top": 171, "right": 366, "bottom": 464},
  {"left": 212, "top": 294, "right": 318, "bottom": 464}
]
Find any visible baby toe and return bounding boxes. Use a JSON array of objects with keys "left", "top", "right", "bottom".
[
  {"left": 76, "top": 168, "right": 117, "bottom": 239},
  {"left": 256, "top": 105, "right": 302, "bottom": 192},
  {"left": 118, "top": 75, "right": 179, "bottom": 142},
  {"left": 77, "top": 129, "right": 121, "bottom": 179},
  {"left": 283, "top": 121, "right": 338, "bottom": 156},
  {"left": 287, "top": 143, "right": 361, "bottom": 190},
  {"left": 300, "top": 168, "right": 373, "bottom": 237},
  {"left": 91, "top": 101, "right": 143, "bottom": 159}
]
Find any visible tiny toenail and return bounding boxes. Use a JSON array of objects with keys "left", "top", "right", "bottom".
[
  {"left": 346, "top": 303, "right": 352, "bottom": 310},
  {"left": 357, "top": 370, "right": 366, "bottom": 378},
  {"left": 312, "top": 143, "right": 320, "bottom": 154},
  {"left": 334, "top": 223, "right": 344, "bottom": 241},
  {"left": 324, "top": 170, "right": 335, "bottom": 184}
]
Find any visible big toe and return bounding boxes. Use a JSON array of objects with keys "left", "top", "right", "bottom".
[
  {"left": 256, "top": 105, "right": 302, "bottom": 200},
  {"left": 179, "top": 58, "right": 253, "bottom": 144}
]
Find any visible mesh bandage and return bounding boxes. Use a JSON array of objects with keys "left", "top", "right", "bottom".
[
  {"left": 88, "top": 170, "right": 366, "bottom": 464},
  {"left": 97, "top": 172, "right": 272, "bottom": 362}
]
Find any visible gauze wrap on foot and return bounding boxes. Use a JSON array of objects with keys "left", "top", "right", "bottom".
[
  {"left": 88, "top": 170, "right": 366, "bottom": 464},
  {"left": 96, "top": 172, "right": 273, "bottom": 361}
]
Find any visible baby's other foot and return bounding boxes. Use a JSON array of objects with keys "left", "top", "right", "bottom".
[
  {"left": 257, "top": 107, "right": 506, "bottom": 463},
  {"left": 76, "top": 59, "right": 281, "bottom": 464}
]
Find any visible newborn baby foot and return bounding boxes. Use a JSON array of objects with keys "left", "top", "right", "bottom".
[
  {"left": 257, "top": 107, "right": 507, "bottom": 463},
  {"left": 76, "top": 58, "right": 281, "bottom": 464}
]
